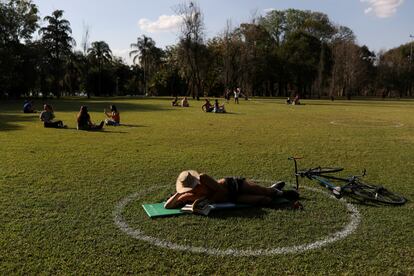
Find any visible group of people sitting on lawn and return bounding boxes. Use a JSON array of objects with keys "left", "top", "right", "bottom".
[
  {"left": 202, "top": 99, "right": 226, "bottom": 113},
  {"left": 286, "top": 94, "right": 301, "bottom": 105},
  {"left": 171, "top": 96, "right": 189, "bottom": 107},
  {"left": 171, "top": 96, "right": 226, "bottom": 113},
  {"left": 34, "top": 102, "right": 120, "bottom": 130}
]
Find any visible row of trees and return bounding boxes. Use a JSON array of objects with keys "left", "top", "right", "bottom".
[{"left": 1, "top": 0, "right": 413, "bottom": 99}]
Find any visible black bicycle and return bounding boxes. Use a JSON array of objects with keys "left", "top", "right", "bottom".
[{"left": 289, "top": 157, "right": 406, "bottom": 205}]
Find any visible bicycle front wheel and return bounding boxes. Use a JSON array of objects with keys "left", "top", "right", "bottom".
[{"left": 350, "top": 181, "right": 406, "bottom": 205}]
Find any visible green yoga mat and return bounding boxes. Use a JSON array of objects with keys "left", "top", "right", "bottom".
[{"left": 142, "top": 197, "right": 291, "bottom": 218}]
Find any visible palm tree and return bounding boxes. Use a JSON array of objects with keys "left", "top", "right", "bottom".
[
  {"left": 129, "top": 35, "right": 157, "bottom": 95},
  {"left": 64, "top": 51, "right": 85, "bottom": 96},
  {"left": 88, "top": 41, "right": 112, "bottom": 96},
  {"left": 39, "top": 10, "right": 75, "bottom": 98}
]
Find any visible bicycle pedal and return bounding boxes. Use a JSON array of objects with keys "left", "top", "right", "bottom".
[{"left": 332, "top": 187, "right": 342, "bottom": 199}]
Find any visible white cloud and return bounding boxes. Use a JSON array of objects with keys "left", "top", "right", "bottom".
[
  {"left": 112, "top": 48, "right": 133, "bottom": 65},
  {"left": 361, "top": 0, "right": 404, "bottom": 18},
  {"left": 263, "top": 8, "right": 276, "bottom": 14},
  {"left": 138, "top": 14, "right": 183, "bottom": 33}
]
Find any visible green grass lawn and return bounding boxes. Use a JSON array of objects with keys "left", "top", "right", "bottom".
[{"left": 0, "top": 97, "right": 413, "bottom": 274}]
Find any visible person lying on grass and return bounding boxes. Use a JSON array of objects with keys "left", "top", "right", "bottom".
[
  {"left": 164, "top": 170, "right": 299, "bottom": 209},
  {"left": 104, "top": 105, "right": 120, "bottom": 126},
  {"left": 77, "top": 106, "right": 104, "bottom": 130},
  {"left": 39, "top": 104, "right": 66, "bottom": 128}
]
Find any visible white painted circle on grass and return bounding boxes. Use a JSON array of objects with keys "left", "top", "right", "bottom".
[
  {"left": 330, "top": 120, "right": 404, "bottom": 128},
  {"left": 113, "top": 185, "right": 361, "bottom": 256}
]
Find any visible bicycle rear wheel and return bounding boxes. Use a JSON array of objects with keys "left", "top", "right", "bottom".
[
  {"left": 350, "top": 181, "right": 406, "bottom": 205},
  {"left": 304, "top": 167, "right": 344, "bottom": 174}
]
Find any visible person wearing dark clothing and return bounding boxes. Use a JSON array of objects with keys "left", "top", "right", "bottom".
[
  {"left": 77, "top": 106, "right": 104, "bottom": 130},
  {"left": 202, "top": 99, "right": 214, "bottom": 112},
  {"left": 39, "top": 104, "right": 66, "bottom": 128},
  {"left": 23, "top": 100, "right": 35, "bottom": 113}
]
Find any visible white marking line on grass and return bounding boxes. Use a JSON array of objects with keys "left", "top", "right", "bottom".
[
  {"left": 330, "top": 120, "right": 404, "bottom": 128},
  {"left": 113, "top": 185, "right": 361, "bottom": 256}
]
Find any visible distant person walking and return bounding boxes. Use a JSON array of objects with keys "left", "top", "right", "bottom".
[
  {"left": 77, "top": 106, "right": 104, "bottom": 130},
  {"left": 39, "top": 104, "right": 66, "bottom": 128},
  {"left": 234, "top": 88, "right": 241, "bottom": 104},
  {"left": 225, "top": 89, "right": 231, "bottom": 103}
]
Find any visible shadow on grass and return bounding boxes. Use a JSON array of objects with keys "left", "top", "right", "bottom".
[
  {"left": 300, "top": 193, "right": 407, "bottom": 207},
  {"left": 100, "top": 130, "right": 129, "bottom": 134},
  {"left": 48, "top": 99, "right": 174, "bottom": 113},
  {"left": 74, "top": 128, "right": 129, "bottom": 134},
  {"left": 0, "top": 113, "right": 38, "bottom": 131},
  {"left": 344, "top": 195, "right": 408, "bottom": 207},
  {"left": 119, "top": 124, "right": 147, "bottom": 128},
  {"left": 203, "top": 111, "right": 243, "bottom": 116},
  {"left": 208, "top": 203, "right": 296, "bottom": 219},
  {"left": 209, "top": 208, "right": 267, "bottom": 219},
  {"left": 0, "top": 98, "right": 175, "bottom": 113}
]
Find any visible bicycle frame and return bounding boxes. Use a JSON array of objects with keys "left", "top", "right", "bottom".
[
  {"left": 289, "top": 157, "right": 356, "bottom": 191},
  {"left": 309, "top": 174, "right": 352, "bottom": 192},
  {"left": 288, "top": 157, "right": 407, "bottom": 205}
]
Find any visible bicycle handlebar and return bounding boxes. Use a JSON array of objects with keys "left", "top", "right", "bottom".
[{"left": 288, "top": 156, "right": 303, "bottom": 161}]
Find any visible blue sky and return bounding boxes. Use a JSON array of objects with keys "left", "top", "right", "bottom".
[{"left": 33, "top": 0, "right": 414, "bottom": 64}]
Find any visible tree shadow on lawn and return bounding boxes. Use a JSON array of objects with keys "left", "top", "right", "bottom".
[
  {"left": 49, "top": 99, "right": 176, "bottom": 113},
  {"left": 0, "top": 113, "right": 38, "bottom": 131}
]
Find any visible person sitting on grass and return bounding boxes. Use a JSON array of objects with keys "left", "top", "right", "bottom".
[
  {"left": 104, "top": 105, "right": 120, "bottom": 126},
  {"left": 23, "top": 100, "right": 36, "bottom": 113},
  {"left": 213, "top": 99, "right": 226, "bottom": 113},
  {"left": 76, "top": 106, "right": 104, "bottom": 130},
  {"left": 39, "top": 104, "right": 66, "bottom": 128},
  {"left": 171, "top": 96, "right": 179, "bottom": 106},
  {"left": 164, "top": 170, "right": 299, "bottom": 209},
  {"left": 181, "top": 97, "right": 189, "bottom": 107},
  {"left": 293, "top": 94, "right": 301, "bottom": 105},
  {"left": 202, "top": 99, "right": 214, "bottom": 112}
]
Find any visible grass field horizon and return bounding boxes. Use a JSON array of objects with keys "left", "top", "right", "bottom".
[{"left": 1, "top": 97, "right": 413, "bottom": 274}]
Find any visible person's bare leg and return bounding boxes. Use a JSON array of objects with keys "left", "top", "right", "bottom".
[{"left": 239, "top": 180, "right": 281, "bottom": 197}]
